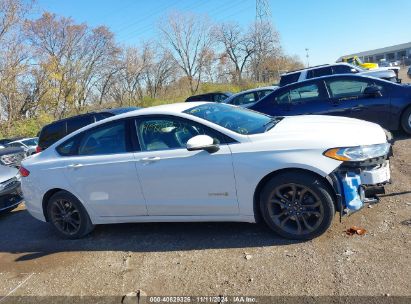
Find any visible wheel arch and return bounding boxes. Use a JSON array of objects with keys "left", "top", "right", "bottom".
[
  {"left": 400, "top": 104, "right": 411, "bottom": 132},
  {"left": 42, "top": 188, "right": 91, "bottom": 222},
  {"left": 252, "top": 168, "right": 336, "bottom": 223}
]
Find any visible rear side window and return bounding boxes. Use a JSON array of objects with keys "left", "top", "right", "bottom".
[
  {"left": 280, "top": 73, "right": 301, "bottom": 86},
  {"left": 306, "top": 67, "right": 333, "bottom": 79},
  {"left": 66, "top": 115, "right": 95, "bottom": 134},
  {"left": 39, "top": 121, "right": 66, "bottom": 149},
  {"left": 77, "top": 121, "right": 127, "bottom": 156},
  {"left": 332, "top": 65, "right": 356, "bottom": 74},
  {"left": 276, "top": 84, "right": 320, "bottom": 104}
]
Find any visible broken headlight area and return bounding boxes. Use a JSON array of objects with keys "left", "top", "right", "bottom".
[{"left": 329, "top": 154, "right": 391, "bottom": 217}]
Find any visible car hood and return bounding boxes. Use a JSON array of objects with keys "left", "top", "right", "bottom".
[
  {"left": 249, "top": 115, "right": 387, "bottom": 148},
  {"left": 0, "top": 164, "right": 18, "bottom": 182}
]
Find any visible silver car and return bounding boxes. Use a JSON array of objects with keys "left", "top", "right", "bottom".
[
  {"left": 223, "top": 86, "right": 278, "bottom": 108},
  {"left": 0, "top": 164, "right": 23, "bottom": 213}
]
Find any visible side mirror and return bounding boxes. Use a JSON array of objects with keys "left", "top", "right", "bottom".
[
  {"left": 363, "top": 86, "right": 382, "bottom": 97},
  {"left": 186, "top": 135, "right": 219, "bottom": 153}
]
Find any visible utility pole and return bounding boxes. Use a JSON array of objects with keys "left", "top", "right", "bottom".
[
  {"left": 305, "top": 48, "right": 310, "bottom": 68},
  {"left": 256, "top": 0, "right": 271, "bottom": 23}
]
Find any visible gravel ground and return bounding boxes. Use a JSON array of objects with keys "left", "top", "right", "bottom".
[
  {"left": 0, "top": 133, "right": 410, "bottom": 300},
  {"left": 399, "top": 66, "right": 411, "bottom": 84}
]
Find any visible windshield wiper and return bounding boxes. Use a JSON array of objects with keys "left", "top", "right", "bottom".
[{"left": 264, "top": 117, "right": 283, "bottom": 131}]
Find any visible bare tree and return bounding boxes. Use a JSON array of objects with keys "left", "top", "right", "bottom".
[
  {"left": 109, "top": 46, "right": 149, "bottom": 106},
  {"left": 159, "top": 12, "right": 213, "bottom": 94},
  {"left": 143, "top": 44, "right": 176, "bottom": 99},
  {"left": 213, "top": 23, "right": 255, "bottom": 82},
  {"left": 249, "top": 21, "right": 281, "bottom": 82}
]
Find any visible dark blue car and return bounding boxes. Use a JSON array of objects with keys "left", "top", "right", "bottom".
[{"left": 250, "top": 74, "right": 411, "bottom": 134}]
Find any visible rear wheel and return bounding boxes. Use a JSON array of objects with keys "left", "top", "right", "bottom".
[
  {"left": 260, "top": 172, "right": 335, "bottom": 240},
  {"left": 47, "top": 191, "right": 94, "bottom": 239},
  {"left": 401, "top": 106, "right": 411, "bottom": 135}
]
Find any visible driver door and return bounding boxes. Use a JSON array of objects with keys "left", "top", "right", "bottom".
[
  {"left": 324, "top": 77, "right": 391, "bottom": 128},
  {"left": 133, "top": 116, "right": 239, "bottom": 216}
]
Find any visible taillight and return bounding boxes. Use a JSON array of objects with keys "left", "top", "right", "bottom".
[
  {"left": 19, "top": 166, "right": 30, "bottom": 177},
  {"left": 35, "top": 146, "right": 42, "bottom": 153}
]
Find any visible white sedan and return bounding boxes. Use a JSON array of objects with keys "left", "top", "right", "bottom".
[{"left": 20, "top": 102, "right": 391, "bottom": 240}]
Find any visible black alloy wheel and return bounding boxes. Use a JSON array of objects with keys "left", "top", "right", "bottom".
[
  {"left": 260, "top": 172, "right": 335, "bottom": 240},
  {"left": 47, "top": 191, "right": 94, "bottom": 239}
]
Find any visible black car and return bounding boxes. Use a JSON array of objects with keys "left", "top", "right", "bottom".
[
  {"left": 37, "top": 107, "right": 140, "bottom": 151},
  {"left": 185, "top": 92, "right": 232, "bottom": 103},
  {"left": 250, "top": 74, "right": 411, "bottom": 134}
]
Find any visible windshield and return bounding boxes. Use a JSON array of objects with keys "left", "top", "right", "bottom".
[{"left": 184, "top": 103, "right": 280, "bottom": 135}]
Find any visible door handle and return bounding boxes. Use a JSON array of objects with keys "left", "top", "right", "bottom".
[
  {"left": 140, "top": 157, "right": 160, "bottom": 162},
  {"left": 67, "top": 163, "right": 83, "bottom": 169}
]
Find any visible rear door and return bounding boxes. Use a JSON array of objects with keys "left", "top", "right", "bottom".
[
  {"left": 271, "top": 81, "right": 333, "bottom": 116},
  {"left": 324, "top": 77, "right": 391, "bottom": 127},
  {"left": 60, "top": 119, "right": 147, "bottom": 217}
]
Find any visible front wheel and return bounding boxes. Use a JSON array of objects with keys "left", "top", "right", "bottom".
[
  {"left": 47, "top": 191, "right": 94, "bottom": 239},
  {"left": 260, "top": 172, "right": 335, "bottom": 240}
]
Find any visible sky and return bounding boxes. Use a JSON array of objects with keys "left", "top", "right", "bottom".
[{"left": 34, "top": 0, "right": 411, "bottom": 66}]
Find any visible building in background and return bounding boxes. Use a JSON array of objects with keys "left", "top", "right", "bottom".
[{"left": 340, "top": 42, "right": 411, "bottom": 65}]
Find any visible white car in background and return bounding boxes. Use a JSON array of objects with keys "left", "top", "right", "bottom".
[
  {"left": 6, "top": 137, "right": 38, "bottom": 156},
  {"left": 20, "top": 103, "right": 391, "bottom": 240},
  {"left": 280, "top": 62, "right": 399, "bottom": 86}
]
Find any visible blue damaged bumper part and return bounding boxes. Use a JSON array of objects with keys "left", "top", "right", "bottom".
[
  {"left": 340, "top": 173, "right": 363, "bottom": 211},
  {"left": 329, "top": 155, "right": 391, "bottom": 217}
]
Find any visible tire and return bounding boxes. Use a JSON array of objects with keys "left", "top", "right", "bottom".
[
  {"left": 46, "top": 191, "right": 94, "bottom": 239},
  {"left": 259, "top": 171, "right": 335, "bottom": 240},
  {"left": 401, "top": 106, "right": 411, "bottom": 135}
]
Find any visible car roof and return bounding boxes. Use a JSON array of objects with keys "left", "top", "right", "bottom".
[
  {"left": 278, "top": 73, "right": 395, "bottom": 90},
  {"left": 281, "top": 62, "right": 356, "bottom": 76}
]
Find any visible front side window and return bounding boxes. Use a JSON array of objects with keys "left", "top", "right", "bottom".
[
  {"left": 77, "top": 121, "right": 127, "bottom": 155},
  {"left": 326, "top": 79, "right": 383, "bottom": 99},
  {"left": 137, "top": 118, "right": 221, "bottom": 151},
  {"left": 184, "top": 103, "right": 279, "bottom": 135},
  {"left": 276, "top": 84, "right": 320, "bottom": 104}
]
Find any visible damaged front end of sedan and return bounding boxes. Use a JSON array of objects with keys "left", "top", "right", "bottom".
[{"left": 324, "top": 143, "right": 392, "bottom": 219}]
